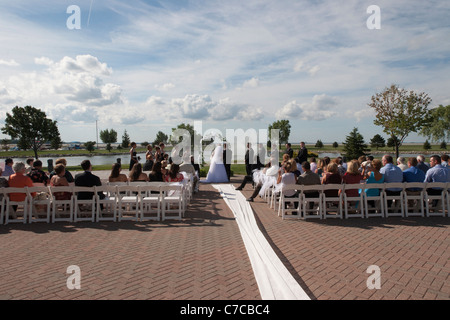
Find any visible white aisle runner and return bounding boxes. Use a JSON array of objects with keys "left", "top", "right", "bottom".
[{"left": 213, "top": 184, "right": 310, "bottom": 300}]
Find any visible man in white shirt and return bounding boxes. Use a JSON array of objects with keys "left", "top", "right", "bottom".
[{"left": 396, "top": 157, "right": 408, "bottom": 171}]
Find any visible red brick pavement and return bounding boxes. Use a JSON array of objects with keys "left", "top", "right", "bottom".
[
  {"left": 239, "top": 184, "right": 450, "bottom": 300},
  {"left": 1, "top": 175, "right": 449, "bottom": 300},
  {"left": 0, "top": 182, "right": 260, "bottom": 300}
]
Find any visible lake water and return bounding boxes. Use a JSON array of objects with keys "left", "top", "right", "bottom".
[{"left": 3, "top": 152, "right": 427, "bottom": 170}]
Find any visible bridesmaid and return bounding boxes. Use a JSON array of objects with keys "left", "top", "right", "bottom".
[{"left": 129, "top": 142, "right": 138, "bottom": 171}]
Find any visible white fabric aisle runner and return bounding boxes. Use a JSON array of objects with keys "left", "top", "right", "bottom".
[{"left": 213, "top": 184, "right": 310, "bottom": 300}]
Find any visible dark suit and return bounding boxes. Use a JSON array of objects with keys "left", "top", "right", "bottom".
[
  {"left": 295, "top": 146, "right": 308, "bottom": 165},
  {"left": 284, "top": 148, "right": 294, "bottom": 159},
  {"left": 74, "top": 171, "right": 105, "bottom": 200},
  {"left": 245, "top": 147, "right": 254, "bottom": 176},
  {"left": 223, "top": 147, "right": 232, "bottom": 181}
]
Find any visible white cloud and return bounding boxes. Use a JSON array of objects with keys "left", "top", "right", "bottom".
[
  {"left": 242, "top": 77, "right": 260, "bottom": 88},
  {"left": 155, "top": 83, "right": 175, "bottom": 92},
  {"left": 276, "top": 94, "right": 338, "bottom": 121},
  {"left": 0, "top": 59, "right": 19, "bottom": 67}
]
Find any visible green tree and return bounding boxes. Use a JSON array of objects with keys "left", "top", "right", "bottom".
[
  {"left": 332, "top": 141, "right": 339, "bottom": 149},
  {"left": 100, "top": 129, "right": 117, "bottom": 152},
  {"left": 84, "top": 141, "right": 96, "bottom": 153},
  {"left": 51, "top": 135, "right": 63, "bottom": 150},
  {"left": 370, "top": 134, "right": 386, "bottom": 150},
  {"left": 121, "top": 130, "right": 131, "bottom": 149},
  {"left": 170, "top": 123, "right": 202, "bottom": 148},
  {"left": 141, "top": 141, "right": 149, "bottom": 147},
  {"left": 369, "top": 84, "right": 432, "bottom": 159},
  {"left": 268, "top": 120, "right": 291, "bottom": 144},
  {"left": 153, "top": 131, "right": 168, "bottom": 146},
  {"left": 1, "top": 105, "right": 61, "bottom": 159},
  {"left": 420, "top": 105, "right": 450, "bottom": 143},
  {"left": 342, "top": 127, "right": 370, "bottom": 160},
  {"left": 315, "top": 140, "right": 324, "bottom": 148},
  {"left": 423, "top": 140, "right": 431, "bottom": 150},
  {"left": 440, "top": 141, "right": 447, "bottom": 150},
  {"left": 386, "top": 136, "right": 398, "bottom": 150}
]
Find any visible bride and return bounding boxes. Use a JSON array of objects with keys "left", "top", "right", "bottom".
[{"left": 201, "top": 144, "right": 229, "bottom": 183}]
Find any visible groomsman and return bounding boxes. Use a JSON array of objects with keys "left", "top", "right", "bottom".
[
  {"left": 284, "top": 143, "right": 294, "bottom": 159},
  {"left": 295, "top": 141, "right": 308, "bottom": 166},
  {"left": 223, "top": 143, "right": 232, "bottom": 181},
  {"left": 245, "top": 143, "right": 254, "bottom": 176}
]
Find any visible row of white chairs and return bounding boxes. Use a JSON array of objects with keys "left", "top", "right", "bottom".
[
  {"left": 0, "top": 182, "right": 192, "bottom": 225},
  {"left": 265, "top": 182, "right": 450, "bottom": 220}
]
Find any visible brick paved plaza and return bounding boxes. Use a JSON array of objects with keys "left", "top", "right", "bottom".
[{"left": 0, "top": 175, "right": 449, "bottom": 300}]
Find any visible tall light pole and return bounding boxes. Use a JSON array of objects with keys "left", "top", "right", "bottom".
[{"left": 96, "top": 120, "right": 99, "bottom": 150}]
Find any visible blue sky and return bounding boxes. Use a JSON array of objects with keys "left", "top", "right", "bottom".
[{"left": 0, "top": 0, "right": 449, "bottom": 144}]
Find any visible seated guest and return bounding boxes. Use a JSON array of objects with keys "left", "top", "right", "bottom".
[
  {"left": 27, "top": 160, "right": 49, "bottom": 186},
  {"left": 143, "top": 145, "right": 154, "bottom": 171},
  {"left": 396, "top": 157, "right": 408, "bottom": 171},
  {"left": 309, "top": 157, "right": 317, "bottom": 174},
  {"left": 297, "top": 161, "right": 321, "bottom": 210},
  {"left": 25, "top": 158, "right": 34, "bottom": 174},
  {"left": 236, "top": 163, "right": 270, "bottom": 191},
  {"left": 8, "top": 162, "right": 35, "bottom": 202},
  {"left": 289, "top": 159, "right": 301, "bottom": 178},
  {"left": 129, "top": 163, "right": 148, "bottom": 182},
  {"left": 2, "top": 158, "right": 15, "bottom": 177},
  {"left": 403, "top": 157, "right": 425, "bottom": 191},
  {"left": 361, "top": 159, "right": 384, "bottom": 198},
  {"left": 161, "top": 160, "right": 169, "bottom": 180},
  {"left": 108, "top": 163, "right": 128, "bottom": 183},
  {"left": 424, "top": 155, "right": 450, "bottom": 195},
  {"left": 0, "top": 170, "right": 8, "bottom": 202},
  {"left": 180, "top": 155, "right": 199, "bottom": 192},
  {"left": 165, "top": 163, "right": 184, "bottom": 183},
  {"left": 321, "top": 162, "right": 342, "bottom": 198},
  {"left": 342, "top": 160, "right": 364, "bottom": 198},
  {"left": 358, "top": 156, "right": 367, "bottom": 173},
  {"left": 380, "top": 155, "right": 403, "bottom": 197},
  {"left": 50, "top": 164, "right": 72, "bottom": 200},
  {"left": 191, "top": 155, "right": 200, "bottom": 173},
  {"left": 74, "top": 160, "right": 104, "bottom": 200},
  {"left": 273, "top": 160, "right": 298, "bottom": 200},
  {"left": 50, "top": 158, "right": 74, "bottom": 183},
  {"left": 334, "top": 157, "right": 346, "bottom": 177},
  {"left": 441, "top": 154, "right": 448, "bottom": 167},
  {"left": 316, "top": 158, "right": 326, "bottom": 177},
  {"left": 416, "top": 155, "right": 429, "bottom": 174},
  {"left": 148, "top": 161, "right": 164, "bottom": 182}
]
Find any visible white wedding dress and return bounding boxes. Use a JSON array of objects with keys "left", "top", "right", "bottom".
[{"left": 201, "top": 145, "right": 229, "bottom": 183}]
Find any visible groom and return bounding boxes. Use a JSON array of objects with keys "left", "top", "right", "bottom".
[{"left": 223, "top": 143, "right": 232, "bottom": 182}]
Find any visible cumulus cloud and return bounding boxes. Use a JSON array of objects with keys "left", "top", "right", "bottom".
[
  {"left": 169, "top": 94, "right": 264, "bottom": 121},
  {"left": 293, "top": 60, "right": 320, "bottom": 76},
  {"left": 242, "top": 77, "right": 260, "bottom": 88},
  {"left": 276, "top": 94, "right": 338, "bottom": 120}
]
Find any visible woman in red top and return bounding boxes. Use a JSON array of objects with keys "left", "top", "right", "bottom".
[
  {"left": 165, "top": 164, "right": 184, "bottom": 183},
  {"left": 50, "top": 164, "right": 72, "bottom": 200},
  {"left": 321, "top": 162, "right": 342, "bottom": 197},
  {"left": 342, "top": 160, "right": 364, "bottom": 197}
]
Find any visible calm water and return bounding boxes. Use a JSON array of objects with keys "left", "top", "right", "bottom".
[{"left": 4, "top": 152, "right": 426, "bottom": 170}]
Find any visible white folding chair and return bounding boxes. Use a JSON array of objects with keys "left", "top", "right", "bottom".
[
  {"left": 383, "top": 182, "right": 406, "bottom": 218},
  {"left": 117, "top": 185, "right": 141, "bottom": 221},
  {"left": 300, "top": 184, "right": 323, "bottom": 219},
  {"left": 404, "top": 182, "right": 425, "bottom": 217},
  {"left": 140, "top": 184, "right": 161, "bottom": 221},
  {"left": 424, "top": 182, "right": 447, "bottom": 217},
  {"left": 161, "top": 184, "right": 183, "bottom": 221},
  {"left": 446, "top": 183, "right": 450, "bottom": 217},
  {"left": 0, "top": 188, "right": 4, "bottom": 224},
  {"left": 73, "top": 186, "right": 96, "bottom": 222},
  {"left": 278, "top": 185, "right": 301, "bottom": 220},
  {"left": 95, "top": 185, "right": 118, "bottom": 222},
  {"left": 342, "top": 183, "right": 365, "bottom": 219},
  {"left": 3, "top": 187, "right": 30, "bottom": 224},
  {"left": 322, "top": 184, "right": 344, "bottom": 219},
  {"left": 50, "top": 186, "right": 74, "bottom": 222},
  {"left": 363, "top": 183, "right": 385, "bottom": 218},
  {"left": 27, "top": 186, "right": 52, "bottom": 223}
]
